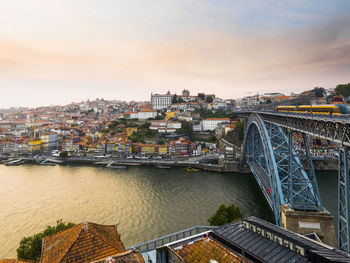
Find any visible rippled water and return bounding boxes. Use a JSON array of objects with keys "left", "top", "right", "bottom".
[{"left": 0, "top": 165, "right": 337, "bottom": 258}]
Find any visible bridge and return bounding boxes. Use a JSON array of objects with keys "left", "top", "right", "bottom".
[{"left": 236, "top": 110, "right": 350, "bottom": 252}]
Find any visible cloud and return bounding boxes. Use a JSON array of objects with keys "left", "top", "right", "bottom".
[{"left": 0, "top": 0, "right": 349, "bottom": 107}]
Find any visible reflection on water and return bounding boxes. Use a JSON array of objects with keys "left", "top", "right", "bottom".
[{"left": 2, "top": 166, "right": 339, "bottom": 257}]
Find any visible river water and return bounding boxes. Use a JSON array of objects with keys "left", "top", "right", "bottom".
[{"left": 0, "top": 165, "right": 337, "bottom": 258}]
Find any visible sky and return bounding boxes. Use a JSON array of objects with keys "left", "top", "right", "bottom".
[{"left": 0, "top": 0, "right": 349, "bottom": 108}]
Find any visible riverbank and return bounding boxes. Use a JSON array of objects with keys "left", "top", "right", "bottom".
[{"left": 0, "top": 156, "right": 250, "bottom": 173}]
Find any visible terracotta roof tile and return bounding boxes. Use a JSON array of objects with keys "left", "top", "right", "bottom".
[
  {"left": 41, "top": 221, "right": 125, "bottom": 263},
  {"left": 91, "top": 249, "right": 145, "bottom": 263},
  {"left": 175, "top": 237, "right": 251, "bottom": 263},
  {"left": 0, "top": 260, "right": 38, "bottom": 263}
]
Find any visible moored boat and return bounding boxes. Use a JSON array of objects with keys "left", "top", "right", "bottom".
[
  {"left": 156, "top": 165, "right": 171, "bottom": 169},
  {"left": 183, "top": 167, "right": 200, "bottom": 172}
]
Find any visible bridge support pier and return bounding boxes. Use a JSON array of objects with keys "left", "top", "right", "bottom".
[
  {"left": 281, "top": 204, "right": 336, "bottom": 247},
  {"left": 338, "top": 147, "right": 350, "bottom": 253}
]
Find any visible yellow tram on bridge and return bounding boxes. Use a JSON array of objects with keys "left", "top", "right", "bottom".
[{"left": 276, "top": 104, "right": 350, "bottom": 115}]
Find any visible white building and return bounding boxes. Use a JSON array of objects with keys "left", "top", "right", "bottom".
[
  {"left": 203, "top": 118, "right": 231, "bottom": 131},
  {"left": 124, "top": 111, "right": 138, "bottom": 119},
  {"left": 151, "top": 92, "right": 173, "bottom": 110},
  {"left": 150, "top": 120, "right": 181, "bottom": 133},
  {"left": 138, "top": 110, "right": 157, "bottom": 120},
  {"left": 241, "top": 95, "right": 260, "bottom": 108}
]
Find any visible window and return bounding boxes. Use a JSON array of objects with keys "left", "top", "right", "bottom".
[
  {"left": 266, "top": 232, "right": 273, "bottom": 240},
  {"left": 295, "top": 245, "right": 305, "bottom": 256}
]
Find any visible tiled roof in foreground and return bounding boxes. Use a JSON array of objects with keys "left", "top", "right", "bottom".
[
  {"left": 213, "top": 216, "right": 350, "bottom": 263},
  {"left": 174, "top": 237, "right": 252, "bottom": 263},
  {"left": 0, "top": 260, "right": 38, "bottom": 263},
  {"left": 41, "top": 221, "right": 125, "bottom": 263},
  {"left": 91, "top": 249, "right": 145, "bottom": 263}
]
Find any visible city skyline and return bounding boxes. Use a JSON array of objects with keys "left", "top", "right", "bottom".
[{"left": 1, "top": 0, "right": 350, "bottom": 108}]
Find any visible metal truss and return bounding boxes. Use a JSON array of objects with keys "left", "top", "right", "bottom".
[
  {"left": 242, "top": 114, "right": 322, "bottom": 225},
  {"left": 237, "top": 110, "right": 350, "bottom": 147},
  {"left": 338, "top": 147, "right": 350, "bottom": 253}
]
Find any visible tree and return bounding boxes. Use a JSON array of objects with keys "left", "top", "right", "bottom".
[
  {"left": 172, "top": 94, "right": 178, "bottom": 104},
  {"left": 208, "top": 203, "right": 243, "bottom": 226},
  {"left": 312, "top": 87, "right": 326, "bottom": 98},
  {"left": 176, "top": 121, "right": 191, "bottom": 135},
  {"left": 206, "top": 96, "right": 213, "bottom": 103},
  {"left": 335, "top": 83, "right": 350, "bottom": 97},
  {"left": 236, "top": 121, "right": 245, "bottom": 142},
  {"left": 17, "top": 220, "right": 75, "bottom": 261},
  {"left": 172, "top": 95, "right": 184, "bottom": 104},
  {"left": 198, "top": 93, "right": 205, "bottom": 100}
]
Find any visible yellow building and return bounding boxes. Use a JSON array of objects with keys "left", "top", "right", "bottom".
[
  {"left": 158, "top": 145, "right": 168, "bottom": 155},
  {"left": 40, "top": 134, "right": 50, "bottom": 150},
  {"left": 140, "top": 144, "right": 156, "bottom": 154},
  {"left": 28, "top": 139, "right": 42, "bottom": 152},
  {"left": 125, "top": 127, "right": 138, "bottom": 137}
]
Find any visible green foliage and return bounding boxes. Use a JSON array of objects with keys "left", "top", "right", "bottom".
[
  {"left": 236, "top": 121, "right": 245, "bottom": 142},
  {"left": 172, "top": 94, "right": 184, "bottom": 104},
  {"left": 208, "top": 203, "right": 243, "bottom": 226},
  {"left": 335, "top": 83, "right": 350, "bottom": 97},
  {"left": 154, "top": 114, "right": 164, "bottom": 120},
  {"left": 198, "top": 93, "right": 205, "bottom": 100},
  {"left": 59, "top": 151, "right": 68, "bottom": 157},
  {"left": 17, "top": 220, "right": 75, "bottom": 261},
  {"left": 197, "top": 135, "right": 218, "bottom": 144},
  {"left": 194, "top": 108, "right": 235, "bottom": 119},
  {"left": 176, "top": 121, "right": 191, "bottom": 135},
  {"left": 206, "top": 96, "right": 213, "bottom": 103},
  {"left": 130, "top": 132, "right": 145, "bottom": 143},
  {"left": 129, "top": 124, "right": 155, "bottom": 143},
  {"left": 312, "top": 87, "right": 326, "bottom": 98}
]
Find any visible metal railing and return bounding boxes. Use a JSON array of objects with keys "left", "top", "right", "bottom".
[
  {"left": 235, "top": 109, "right": 350, "bottom": 122},
  {"left": 126, "top": 225, "right": 216, "bottom": 253}
]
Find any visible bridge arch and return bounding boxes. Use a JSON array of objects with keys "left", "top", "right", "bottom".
[{"left": 242, "top": 114, "right": 322, "bottom": 225}]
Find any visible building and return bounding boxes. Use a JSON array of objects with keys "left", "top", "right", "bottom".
[
  {"left": 173, "top": 137, "right": 191, "bottom": 155},
  {"left": 155, "top": 216, "right": 350, "bottom": 263},
  {"left": 123, "top": 111, "right": 138, "bottom": 119},
  {"left": 241, "top": 95, "right": 260, "bottom": 108},
  {"left": 132, "top": 143, "right": 168, "bottom": 155},
  {"left": 40, "top": 132, "right": 58, "bottom": 150},
  {"left": 203, "top": 118, "right": 231, "bottom": 131},
  {"left": 151, "top": 92, "right": 173, "bottom": 110},
  {"left": 138, "top": 109, "right": 157, "bottom": 120},
  {"left": 0, "top": 260, "right": 38, "bottom": 263},
  {"left": 28, "top": 138, "right": 42, "bottom": 153},
  {"left": 91, "top": 249, "right": 145, "bottom": 263},
  {"left": 150, "top": 120, "right": 181, "bottom": 133},
  {"left": 41, "top": 221, "right": 126, "bottom": 263}
]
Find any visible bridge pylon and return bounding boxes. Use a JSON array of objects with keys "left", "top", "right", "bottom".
[
  {"left": 281, "top": 204, "right": 336, "bottom": 247},
  {"left": 338, "top": 147, "right": 350, "bottom": 253}
]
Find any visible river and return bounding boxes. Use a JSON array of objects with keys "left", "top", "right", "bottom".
[{"left": 0, "top": 165, "right": 337, "bottom": 258}]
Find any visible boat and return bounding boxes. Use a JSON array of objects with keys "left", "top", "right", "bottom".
[
  {"left": 156, "top": 165, "right": 171, "bottom": 169},
  {"left": 40, "top": 162, "right": 56, "bottom": 166},
  {"left": 5, "top": 158, "right": 24, "bottom": 166},
  {"left": 106, "top": 165, "right": 127, "bottom": 169},
  {"left": 39, "top": 159, "right": 57, "bottom": 166},
  {"left": 183, "top": 167, "right": 200, "bottom": 172}
]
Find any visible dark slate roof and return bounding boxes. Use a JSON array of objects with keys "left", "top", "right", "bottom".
[{"left": 213, "top": 216, "right": 350, "bottom": 263}]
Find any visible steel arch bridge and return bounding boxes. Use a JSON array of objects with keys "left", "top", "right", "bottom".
[
  {"left": 242, "top": 114, "right": 322, "bottom": 226},
  {"left": 238, "top": 110, "right": 350, "bottom": 252}
]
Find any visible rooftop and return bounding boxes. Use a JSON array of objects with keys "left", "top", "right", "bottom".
[{"left": 41, "top": 221, "right": 125, "bottom": 263}]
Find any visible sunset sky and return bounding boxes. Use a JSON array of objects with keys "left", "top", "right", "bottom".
[{"left": 0, "top": 0, "right": 349, "bottom": 107}]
